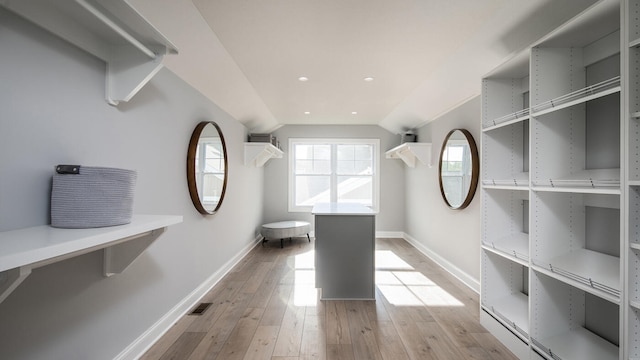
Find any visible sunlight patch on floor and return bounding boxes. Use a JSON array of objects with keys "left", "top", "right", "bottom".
[
  {"left": 375, "top": 250, "right": 413, "bottom": 270},
  {"left": 293, "top": 251, "right": 318, "bottom": 306},
  {"left": 288, "top": 249, "right": 463, "bottom": 307}
]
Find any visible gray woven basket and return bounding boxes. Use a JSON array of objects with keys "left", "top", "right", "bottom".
[{"left": 51, "top": 165, "right": 137, "bottom": 228}]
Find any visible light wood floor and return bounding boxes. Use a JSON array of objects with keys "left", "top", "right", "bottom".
[{"left": 141, "top": 238, "right": 516, "bottom": 360}]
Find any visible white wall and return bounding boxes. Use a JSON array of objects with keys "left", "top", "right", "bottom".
[
  {"left": 0, "top": 9, "right": 264, "bottom": 360},
  {"left": 404, "top": 96, "right": 482, "bottom": 291},
  {"left": 264, "top": 125, "right": 406, "bottom": 233}
]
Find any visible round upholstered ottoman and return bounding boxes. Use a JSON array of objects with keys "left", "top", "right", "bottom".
[{"left": 261, "top": 221, "right": 311, "bottom": 248}]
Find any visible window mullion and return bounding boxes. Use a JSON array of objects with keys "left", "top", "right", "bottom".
[{"left": 330, "top": 144, "right": 337, "bottom": 203}]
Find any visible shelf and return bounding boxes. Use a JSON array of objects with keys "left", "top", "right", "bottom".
[
  {"left": 482, "top": 173, "right": 529, "bottom": 188},
  {"left": 244, "top": 143, "right": 283, "bottom": 167},
  {"left": 532, "top": 327, "right": 618, "bottom": 360},
  {"left": 530, "top": 76, "right": 620, "bottom": 117},
  {"left": 385, "top": 142, "right": 432, "bottom": 168},
  {"left": 0, "top": 214, "right": 182, "bottom": 303},
  {"left": 482, "top": 232, "right": 529, "bottom": 264},
  {"left": 533, "top": 249, "right": 620, "bottom": 300},
  {"left": 482, "top": 292, "right": 529, "bottom": 341},
  {"left": 531, "top": 168, "right": 620, "bottom": 193},
  {"left": 0, "top": 0, "right": 178, "bottom": 106},
  {"left": 482, "top": 110, "right": 530, "bottom": 131}
]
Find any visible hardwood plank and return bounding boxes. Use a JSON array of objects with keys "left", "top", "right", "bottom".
[
  {"left": 248, "top": 260, "right": 290, "bottom": 309},
  {"left": 325, "top": 301, "right": 352, "bottom": 345},
  {"left": 187, "top": 292, "right": 253, "bottom": 360},
  {"left": 215, "top": 307, "right": 265, "bottom": 360},
  {"left": 140, "top": 316, "right": 196, "bottom": 360},
  {"left": 272, "top": 289, "right": 306, "bottom": 357},
  {"left": 260, "top": 284, "right": 293, "bottom": 326},
  {"left": 369, "top": 320, "right": 409, "bottom": 360},
  {"left": 326, "top": 344, "right": 355, "bottom": 360},
  {"left": 242, "top": 262, "right": 275, "bottom": 294},
  {"left": 243, "top": 325, "right": 279, "bottom": 360},
  {"left": 158, "top": 332, "right": 206, "bottom": 360},
  {"left": 299, "top": 313, "right": 326, "bottom": 360},
  {"left": 345, "top": 301, "right": 384, "bottom": 360},
  {"left": 187, "top": 280, "right": 246, "bottom": 333},
  {"left": 470, "top": 332, "right": 519, "bottom": 360},
  {"left": 415, "top": 321, "right": 468, "bottom": 359},
  {"left": 376, "top": 295, "right": 431, "bottom": 359}
]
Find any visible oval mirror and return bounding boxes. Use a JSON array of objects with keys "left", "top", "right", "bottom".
[
  {"left": 187, "top": 121, "right": 228, "bottom": 215},
  {"left": 438, "top": 129, "right": 479, "bottom": 210}
]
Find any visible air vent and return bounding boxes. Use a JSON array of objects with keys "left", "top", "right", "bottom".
[{"left": 189, "top": 302, "right": 212, "bottom": 315}]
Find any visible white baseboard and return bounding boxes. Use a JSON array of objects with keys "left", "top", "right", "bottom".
[
  {"left": 309, "top": 230, "right": 404, "bottom": 239},
  {"left": 114, "top": 235, "right": 263, "bottom": 360},
  {"left": 402, "top": 232, "right": 480, "bottom": 293},
  {"left": 376, "top": 231, "right": 404, "bottom": 238}
]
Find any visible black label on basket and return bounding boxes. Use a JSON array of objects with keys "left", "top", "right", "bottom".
[{"left": 56, "top": 165, "right": 81, "bottom": 174}]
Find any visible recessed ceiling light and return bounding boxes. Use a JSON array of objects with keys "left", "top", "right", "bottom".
[
  {"left": 364, "top": 77, "right": 374, "bottom": 82},
  {"left": 351, "top": 111, "right": 358, "bottom": 115},
  {"left": 298, "top": 76, "right": 309, "bottom": 82},
  {"left": 304, "top": 111, "right": 311, "bottom": 115}
]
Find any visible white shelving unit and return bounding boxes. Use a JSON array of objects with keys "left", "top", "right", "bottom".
[
  {"left": 481, "top": 0, "right": 626, "bottom": 358},
  {"left": 0, "top": 214, "right": 182, "bottom": 304},
  {"left": 627, "top": 1, "right": 640, "bottom": 358},
  {"left": 0, "top": 0, "right": 178, "bottom": 106},
  {"left": 385, "top": 142, "right": 432, "bottom": 168},
  {"left": 244, "top": 143, "right": 283, "bottom": 167}
]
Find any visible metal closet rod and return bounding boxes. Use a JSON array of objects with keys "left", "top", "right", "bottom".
[{"left": 75, "top": 0, "right": 157, "bottom": 59}]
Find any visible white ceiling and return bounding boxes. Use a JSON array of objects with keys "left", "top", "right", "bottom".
[{"left": 129, "top": 0, "right": 599, "bottom": 134}]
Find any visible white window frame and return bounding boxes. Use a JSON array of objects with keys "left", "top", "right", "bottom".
[{"left": 288, "top": 138, "right": 380, "bottom": 212}]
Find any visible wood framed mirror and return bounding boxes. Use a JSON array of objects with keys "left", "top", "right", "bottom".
[
  {"left": 438, "top": 129, "right": 479, "bottom": 210},
  {"left": 187, "top": 121, "right": 228, "bottom": 215}
]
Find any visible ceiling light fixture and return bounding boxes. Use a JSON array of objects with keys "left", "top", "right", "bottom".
[
  {"left": 304, "top": 111, "right": 310, "bottom": 115},
  {"left": 364, "top": 77, "right": 374, "bottom": 82},
  {"left": 351, "top": 111, "right": 358, "bottom": 115},
  {"left": 298, "top": 76, "right": 309, "bottom": 82}
]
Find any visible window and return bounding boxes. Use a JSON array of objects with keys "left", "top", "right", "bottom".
[
  {"left": 289, "top": 138, "right": 379, "bottom": 212},
  {"left": 440, "top": 141, "right": 470, "bottom": 207},
  {"left": 195, "top": 136, "right": 225, "bottom": 207}
]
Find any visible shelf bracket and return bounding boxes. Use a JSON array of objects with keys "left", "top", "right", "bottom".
[
  {"left": 0, "top": 266, "right": 32, "bottom": 304},
  {"left": 103, "top": 227, "right": 165, "bottom": 276}
]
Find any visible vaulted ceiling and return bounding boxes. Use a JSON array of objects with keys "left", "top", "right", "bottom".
[{"left": 129, "top": 0, "right": 599, "bottom": 134}]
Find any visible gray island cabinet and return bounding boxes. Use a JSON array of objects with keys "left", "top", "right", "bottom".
[{"left": 312, "top": 203, "right": 376, "bottom": 300}]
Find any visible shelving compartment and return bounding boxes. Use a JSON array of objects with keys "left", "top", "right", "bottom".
[
  {"left": 481, "top": 250, "right": 529, "bottom": 341},
  {"left": 482, "top": 188, "right": 529, "bottom": 263},
  {"left": 482, "top": 120, "right": 529, "bottom": 188},
  {"left": 530, "top": 82, "right": 620, "bottom": 191},
  {"left": 529, "top": 23, "right": 621, "bottom": 191},
  {"left": 629, "top": 0, "right": 640, "bottom": 47},
  {"left": 481, "top": 51, "right": 530, "bottom": 130},
  {"left": 530, "top": 1, "right": 620, "bottom": 117},
  {"left": 531, "top": 191, "right": 621, "bottom": 300},
  {"left": 530, "top": 271, "right": 619, "bottom": 360},
  {"left": 629, "top": 45, "right": 640, "bottom": 180}
]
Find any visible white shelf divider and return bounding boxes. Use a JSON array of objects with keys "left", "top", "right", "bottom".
[
  {"left": 385, "top": 143, "right": 432, "bottom": 168},
  {"left": 533, "top": 248, "right": 620, "bottom": 301},
  {"left": 244, "top": 143, "right": 283, "bottom": 167},
  {"left": 483, "top": 292, "right": 529, "bottom": 340},
  {"left": 0, "top": 214, "right": 182, "bottom": 304},
  {"left": 530, "top": 77, "right": 620, "bottom": 117},
  {"left": 482, "top": 232, "right": 529, "bottom": 265},
  {"left": 532, "top": 327, "right": 618, "bottom": 360}
]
